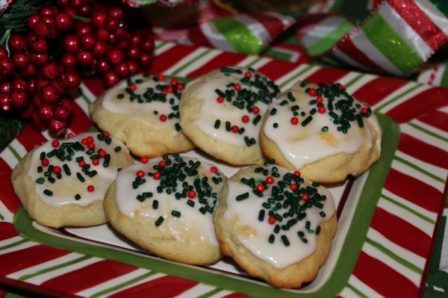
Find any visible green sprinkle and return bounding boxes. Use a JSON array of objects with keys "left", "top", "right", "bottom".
[
  {"left": 225, "top": 121, "right": 231, "bottom": 131},
  {"left": 75, "top": 194, "right": 81, "bottom": 200},
  {"left": 76, "top": 172, "right": 85, "bottom": 182},
  {"left": 281, "top": 235, "right": 290, "bottom": 246},
  {"left": 270, "top": 108, "right": 277, "bottom": 116},
  {"left": 151, "top": 200, "right": 158, "bottom": 209},
  {"left": 114, "top": 146, "right": 122, "bottom": 152},
  {"left": 43, "top": 189, "right": 53, "bottom": 196},
  {"left": 258, "top": 209, "right": 265, "bottom": 221},
  {"left": 63, "top": 164, "right": 71, "bottom": 176},
  {"left": 155, "top": 216, "right": 164, "bottom": 227},
  {"left": 268, "top": 234, "right": 275, "bottom": 244},
  {"left": 273, "top": 122, "right": 278, "bottom": 128},
  {"left": 301, "top": 116, "right": 313, "bottom": 127},
  {"left": 35, "top": 177, "right": 45, "bottom": 184},
  {"left": 214, "top": 119, "right": 221, "bottom": 129},
  {"left": 252, "top": 115, "right": 261, "bottom": 125},
  {"left": 321, "top": 126, "right": 329, "bottom": 132},
  {"left": 171, "top": 210, "right": 181, "bottom": 217},
  {"left": 117, "top": 94, "right": 125, "bottom": 99},
  {"left": 236, "top": 192, "right": 249, "bottom": 201}
]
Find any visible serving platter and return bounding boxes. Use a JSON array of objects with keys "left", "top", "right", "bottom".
[{"left": 0, "top": 41, "right": 447, "bottom": 297}]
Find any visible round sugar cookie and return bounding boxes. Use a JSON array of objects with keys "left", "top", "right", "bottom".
[
  {"left": 90, "top": 74, "right": 194, "bottom": 157},
  {"left": 11, "top": 132, "right": 133, "bottom": 228},
  {"left": 260, "top": 82, "right": 381, "bottom": 183},
  {"left": 104, "top": 154, "right": 226, "bottom": 265},
  {"left": 214, "top": 164, "right": 337, "bottom": 288},
  {"left": 179, "top": 67, "right": 279, "bottom": 165}
]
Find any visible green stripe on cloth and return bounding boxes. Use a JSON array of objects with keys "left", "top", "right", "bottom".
[
  {"left": 20, "top": 255, "right": 91, "bottom": 281},
  {"left": 394, "top": 155, "right": 445, "bottom": 184},
  {"left": 171, "top": 49, "right": 212, "bottom": 76},
  {"left": 197, "top": 288, "right": 222, "bottom": 298},
  {"left": 90, "top": 271, "right": 157, "bottom": 298},
  {"left": 374, "top": 84, "right": 421, "bottom": 112},
  {"left": 380, "top": 194, "right": 436, "bottom": 224},
  {"left": 7, "top": 145, "right": 21, "bottom": 161},
  {"left": 440, "top": 65, "right": 448, "bottom": 88},
  {"left": 408, "top": 122, "right": 448, "bottom": 143},
  {"left": 346, "top": 283, "right": 369, "bottom": 298},
  {"left": 214, "top": 18, "right": 264, "bottom": 54},
  {"left": 307, "top": 20, "right": 353, "bottom": 56},
  {"left": 365, "top": 238, "right": 423, "bottom": 274},
  {"left": 279, "top": 65, "right": 315, "bottom": 88},
  {"left": 363, "top": 13, "right": 422, "bottom": 74},
  {"left": 0, "top": 239, "right": 28, "bottom": 252}
]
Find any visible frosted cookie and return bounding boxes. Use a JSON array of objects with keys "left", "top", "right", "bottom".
[
  {"left": 214, "top": 164, "right": 337, "bottom": 288},
  {"left": 90, "top": 74, "right": 194, "bottom": 157},
  {"left": 260, "top": 82, "right": 381, "bottom": 183},
  {"left": 11, "top": 132, "right": 133, "bottom": 228},
  {"left": 104, "top": 154, "right": 226, "bottom": 265},
  {"left": 180, "top": 67, "right": 279, "bottom": 165}
]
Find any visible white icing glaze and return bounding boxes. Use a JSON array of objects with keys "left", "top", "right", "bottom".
[
  {"left": 264, "top": 84, "right": 382, "bottom": 168},
  {"left": 102, "top": 74, "right": 181, "bottom": 135},
  {"left": 115, "top": 156, "right": 225, "bottom": 246},
  {"left": 224, "top": 165, "right": 335, "bottom": 269},
  {"left": 28, "top": 132, "right": 128, "bottom": 207},
  {"left": 192, "top": 68, "right": 278, "bottom": 146}
]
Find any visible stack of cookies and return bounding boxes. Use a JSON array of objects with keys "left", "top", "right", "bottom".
[{"left": 12, "top": 67, "right": 381, "bottom": 288}]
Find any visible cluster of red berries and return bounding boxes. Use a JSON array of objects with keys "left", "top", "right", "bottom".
[{"left": 0, "top": 0, "right": 154, "bottom": 136}]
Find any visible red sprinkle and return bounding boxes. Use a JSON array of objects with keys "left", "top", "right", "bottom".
[
  {"left": 301, "top": 193, "right": 310, "bottom": 202},
  {"left": 244, "top": 71, "right": 252, "bottom": 78},
  {"left": 318, "top": 106, "right": 326, "bottom": 114},
  {"left": 159, "top": 114, "right": 167, "bottom": 122},
  {"left": 293, "top": 170, "right": 301, "bottom": 177},
  {"left": 87, "top": 185, "right": 95, "bottom": 192},
  {"left": 41, "top": 159, "right": 50, "bottom": 167},
  {"left": 233, "top": 84, "right": 241, "bottom": 91},
  {"left": 170, "top": 78, "right": 178, "bottom": 86},
  {"left": 316, "top": 96, "right": 323, "bottom": 104},
  {"left": 51, "top": 140, "right": 60, "bottom": 148},
  {"left": 87, "top": 143, "right": 95, "bottom": 149},
  {"left": 140, "top": 156, "right": 149, "bottom": 164},
  {"left": 338, "top": 84, "right": 345, "bottom": 91},
  {"left": 103, "top": 131, "right": 110, "bottom": 137},
  {"left": 210, "top": 166, "right": 218, "bottom": 173},
  {"left": 166, "top": 86, "right": 173, "bottom": 93},
  {"left": 231, "top": 125, "right": 239, "bottom": 133},
  {"left": 67, "top": 132, "right": 75, "bottom": 138},
  {"left": 268, "top": 216, "right": 276, "bottom": 225},
  {"left": 158, "top": 74, "right": 165, "bottom": 81},
  {"left": 290, "top": 117, "right": 299, "bottom": 125},
  {"left": 308, "top": 88, "right": 317, "bottom": 96},
  {"left": 265, "top": 176, "right": 274, "bottom": 184},
  {"left": 216, "top": 96, "right": 225, "bottom": 103},
  {"left": 92, "top": 159, "right": 99, "bottom": 166},
  {"left": 129, "top": 84, "right": 137, "bottom": 92},
  {"left": 87, "top": 136, "right": 94, "bottom": 143},
  {"left": 158, "top": 160, "right": 166, "bottom": 167},
  {"left": 136, "top": 170, "right": 145, "bottom": 178},
  {"left": 161, "top": 89, "right": 168, "bottom": 95},
  {"left": 98, "top": 149, "right": 106, "bottom": 158},
  {"left": 53, "top": 166, "right": 61, "bottom": 174},
  {"left": 242, "top": 115, "right": 250, "bottom": 123},
  {"left": 256, "top": 183, "right": 265, "bottom": 192},
  {"left": 187, "top": 190, "right": 196, "bottom": 199},
  {"left": 251, "top": 106, "right": 260, "bottom": 114},
  {"left": 78, "top": 160, "right": 86, "bottom": 167},
  {"left": 153, "top": 172, "right": 161, "bottom": 180},
  {"left": 176, "top": 83, "right": 184, "bottom": 91},
  {"left": 361, "top": 107, "right": 369, "bottom": 114},
  {"left": 81, "top": 138, "right": 88, "bottom": 145},
  {"left": 290, "top": 183, "right": 298, "bottom": 190}
]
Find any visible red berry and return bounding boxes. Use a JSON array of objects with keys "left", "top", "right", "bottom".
[
  {"left": 158, "top": 160, "right": 166, "bottom": 167},
  {"left": 140, "top": 54, "right": 151, "bottom": 66},
  {"left": 12, "top": 79, "right": 27, "bottom": 92},
  {"left": 42, "top": 63, "right": 61, "bottom": 80},
  {"left": 0, "top": 47, "right": 7, "bottom": 60},
  {"left": 127, "top": 61, "right": 139, "bottom": 74},
  {"left": 159, "top": 114, "right": 167, "bottom": 122},
  {"left": 231, "top": 125, "right": 239, "bottom": 133},
  {"left": 93, "top": 42, "right": 107, "bottom": 57},
  {"left": 32, "top": 94, "right": 43, "bottom": 108},
  {"left": 41, "top": 159, "right": 50, "bottom": 167},
  {"left": 92, "top": 158, "right": 99, "bottom": 165},
  {"left": 31, "top": 38, "right": 48, "bottom": 53},
  {"left": 20, "top": 64, "right": 36, "bottom": 77},
  {"left": 290, "top": 183, "right": 298, "bottom": 191},
  {"left": 12, "top": 53, "right": 30, "bottom": 69},
  {"left": 251, "top": 106, "right": 260, "bottom": 114},
  {"left": 91, "top": 11, "right": 107, "bottom": 27},
  {"left": 210, "top": 166, "right": 218, "bottom": 173},
  {"left": 0, "top": 82, "right": 10, "bottom": 93},
  {"left": 293, "top": 170, "right": 301, "bottom": 177},
  {"left": 307, "top": 88, "right": 317, "bottom": 96},
  {"left": 62, "top": 72, "right": 81, "bottom": 89},
  {"left": 318, "top": 106, "right": 326, "bottom": 114},
  {"left": 39, "top": 105, "right": 53, "bottom": 121},
  {"left": 80, "top": 34, "right": 95, "bottom": 50},
  {"left": 129, "top": 47, "right": 140, "bottom": 59},
  {"left": 61, "top": 54, "right": 76, "bottom": 69},
  {"left": 11, "top": 91, "right": 28, "bottom": 108},
  {"left": 108, "top": 7, "right": 124, "bottom": 20},
  {"left": 187, "top": 190, "right": 196, "bottom": 199},
  {"left": 76, "top": 24, "right": 91, "bottom": 36},
  {"left": 140, "top": 156, "right": 149, "bottom": 164},
  {"left": 104, "top": 72, "right": 119, "bottom": 87},
  {"left": 115, "top": 28, "right": 126, "bottom": 40},
  {"left": 290, "top": 117, "right": 299, "bottom": 125},
  {"left": 233, "top": 84, "right": 241, "bottom": 91},
  {"left": 0, "top": 59, "right": 14, "bottom": 77},
  {"left": 0, "top": 94, "right": 11, "bottom": 112},
  {"left": 96, "top": 59, "right": 110, "bottom": 73},
  {"left": 8, "top": 34, "right": 27, "bottom": 52},
  {"left": 64, "top": 36, "right": 80, "bottom": 52},
  {"left": 141, "top": 39, "right": 154, "bottom": 51},
  {"left": 30, "top": 53, "right": 48, "bottom": 65},
  {"left": 77, "top": 51, "right": 94, "bottom": 67},
  {"left": 106, "top": 20, "right": 120, "bottom": 32},
  {"left": 27, "top": 80, "right": 36, "bottom": 94},
  {"left": 114, "top": 63, "right": 129, "bottom": 77},
  {"left": 107, "top": 49, "right": 123, "bottom": 64},
  {"left": 55, "top": 106, "right": 71, "bottom": 121},
  {"left": 78, "top": 4, "right": 91, "bottom": 16},
  {"left": 52, "top": 139, "right": 60, "bottom": 148},
  {"left": 27, "top": 15, "right": 40, "bottom": 29},
  {"left": 130, "top": 35, "right": 141, "bottom": 45},
  {"left": 97, "top": 28, "right": 109, "bottom": 41},
  {"left": 153, "top": 172, "right": 161, "bottom": 180},
  {"left": 265, "top": 176, "right": 274, "bottom": 184},
  {"left": 41, "top": 84, "right": 60, "bottom": 103},
  {"left": 136, "top": 170, "right": 145, "bottom": 178},
  {"left": 216, "top": 96, "right": 225, "bottom": 103},
  {"left": 55, "top": 12, "right": 72, "bottom": 31},
  {"left": 87, "top": 185, "right": 95, "bottom": 192},
  {"left": 40, "top": 6, "right": 57, "bottom": 16},
  {"left": 256, "top": 183, "right": 265, "bottom": 192},
  {"left": 268, "top": 216, "right": 276, "bottom": 225},
  {"left": 33, "top": 21, "right": 51, "bottom": 37}
]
